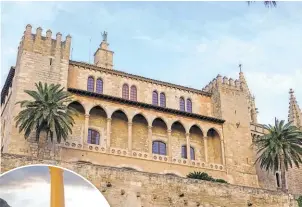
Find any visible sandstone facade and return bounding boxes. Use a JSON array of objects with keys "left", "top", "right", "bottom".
[{"left": 1, "top": 24, "right": 301, "bottom": 203}]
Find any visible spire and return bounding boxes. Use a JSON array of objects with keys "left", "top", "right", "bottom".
[
  {"left": 238, "top": 63, "right": 251, "bottom": 95},
  {"left": 288, "top": 89, "right": 302, "bottom": 128},
  {"left": 94, "top": 31, "right": 114, "bottom": 69}
]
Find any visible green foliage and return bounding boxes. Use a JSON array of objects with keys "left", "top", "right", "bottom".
[
  {"left": 297, "top": 195, "right": 302, "bottom": 207},
  {"left": 215, "top": 179, "right": 228, "bottom": 184},
  {"left": 253, "top": 118, "right": 302, "bottom": 173},
  {"left": 187, "top": 171, "right": 228, "bottom": 184},
  {"left": 247, "top": 1, "right": 277, "bottom": 8},
  {"left": 15, "top": 82, "right": 77, "bottom": 143}
]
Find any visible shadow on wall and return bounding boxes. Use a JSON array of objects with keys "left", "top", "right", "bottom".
[{"left": 0, "top": 198, "right": 11, "bottom": 207}]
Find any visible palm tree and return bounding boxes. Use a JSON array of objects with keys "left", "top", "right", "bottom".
[
  {"left": 15, "top": 82, "right": 76, "bottom": 156},
  {"left": 247, "top": 1, "right": 277, "bottom": 8},
  {"left": 253, "top": 118, "right": 302, "bottom": 192}
]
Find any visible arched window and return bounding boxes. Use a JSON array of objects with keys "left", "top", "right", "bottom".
[
  {"left": 160, "top": 92, "right": 166, "bottom": 107},
  {"left": 179, "top": 97, "right": 185, "bottom": 111},
  {"left": 87, "top": 76, "right": 94, "bottom": 92},
  {"left": 152, "top": 91, "right": 158, "bottom": 105},
  {"left": 130, "top": 85, "right": 137, "bottom": 101},
  {"left": 187, "top": 98, "right": 192, "bottom": 113},
  {"left": 96, "top": 78, "right": 103, "bottom": 94},
  {"left": 152, "top": 141, "right": 166, "bottom": 155},
  {"left": 276, "top": 172, "right": 281, "bottom": 188},
  {"left": 122, "top": 84, "right": 129, "bottom": 99},
  {"left": 88, "top": 129, "right": 100, "bottom": 145},
  {"left": 181, "top": 145, "right": 195, "bottom": 160}
]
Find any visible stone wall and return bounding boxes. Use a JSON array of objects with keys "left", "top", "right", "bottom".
[
  {"left": 67, "top": 64, "right": 213, "bottom": 116},
  {"left": 0, "top": 153, "right": 298, "bottom": 207}
]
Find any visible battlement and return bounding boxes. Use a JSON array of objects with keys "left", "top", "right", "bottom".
[
  {"left": 202, "top": 74, "right": 241, "bottom": 92},
  {"left": 19, "top": 24, "right": 71, "bottom": 60}
]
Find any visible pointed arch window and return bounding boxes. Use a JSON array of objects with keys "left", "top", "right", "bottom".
[
  {"left": 180, "top": 97, "right": 185, "bottom": 111},
  {"left": 181, "top": 145, "right": 195, "bottom": 160},
  {"left": 96, "top": 78, "right": 103, "bottom": 94},
  {"left": 87, "top": 76, "right": 94, "bottom": 92},
  {"left": 152, "top": 91, "right": 158, "bottom": 106},
  {"left": 187, "top": 98, "right": 192, "bottom": 113},
  {"left": 122, "top": 84, "right": 129, "bottom": 99},
  {"left": 152, "top": 141, "right": 166, "bottom": 155},
  {"left": 160, "top": 92, "right": 166, "bottom": 107},
  {"left": 88, "top": 129, "right": 100, "bottom": 145},
  {"left": 130, "top": 85, "right": 137, "bottom": 101}
]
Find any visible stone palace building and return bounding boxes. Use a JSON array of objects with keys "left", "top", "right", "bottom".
[{"left": 1, "top": 24, "right": 301, "bottom": 206}]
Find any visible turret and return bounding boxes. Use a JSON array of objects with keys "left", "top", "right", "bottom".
[
  {"left": 94, "top": 31, "right": 114, "bottom": 69},
  {"left": 288, "top": 89, "right": 302, "bottom": 128}
]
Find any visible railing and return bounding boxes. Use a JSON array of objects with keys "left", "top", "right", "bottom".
[{"left": 61, "top": 141, "right": 225, "bottom": 172}]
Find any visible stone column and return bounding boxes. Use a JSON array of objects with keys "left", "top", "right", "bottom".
[
  {"left": 128, "top": 122, "right": 133, "bottom": 152},
  {"left": 204, "top": 136, "right": 208, "bottom": 162},
  {"left": 220, "top": 139, "right": 226, "bottom": 165},
  {"left": 106, "top": 118, "right": 111, "bottom": 151},
  {"left": 186, "top": 133, "right": 191, "bottom": 161},
  {"left": 84, "top": 114, "right": 90, "bottom": 146},
  {"left": 167, "top": 129, "right": 172, "bottom": 160},
  {"left": 148, "top": 126, "right": 153, "bottom": 156}
]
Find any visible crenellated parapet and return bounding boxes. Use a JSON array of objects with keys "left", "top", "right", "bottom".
[
  {"left": 202, "top": 74, "right": 241, "bottom": 93},
  {"left": 19, "top": 24, "right": 71, "bottom": 60}
]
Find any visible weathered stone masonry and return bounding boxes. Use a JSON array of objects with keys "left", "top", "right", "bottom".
[
  {"left": 1, "top": 154, "right": 298, "bottom": 207},
  {"left": 1, "top": 24, "right": 301, "bottom": 205}
]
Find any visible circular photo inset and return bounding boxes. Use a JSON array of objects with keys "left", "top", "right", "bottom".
[{"left": 0, "top": 164, "right": 110, "bottom": 207}]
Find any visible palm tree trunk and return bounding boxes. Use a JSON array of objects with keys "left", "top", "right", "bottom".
[{"left": 280, "top": 158, "right": 288, "bottom": 193}]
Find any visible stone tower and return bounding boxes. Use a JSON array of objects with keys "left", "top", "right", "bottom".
[
  {"left": 288, "top": 88, "right": 302, "bottom": 129},
  {"left": 2, "top": 24, "right": 71, "bottom": 156},
  {"left": 203, "top": 70, "right": 259, "bottom": 187},
  {"left": 94, "top": 31, "right": 114, "bottom": 69}
]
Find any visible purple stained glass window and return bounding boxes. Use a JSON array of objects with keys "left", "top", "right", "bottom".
[
  {"left": 160, "top": 92, "right": 166, "bottom": 107},
  {"left": 88, "top": 129, "right": 100, "bottom": 145},
  {"left": 187, "top": 98, "right": 192, "bottom": 113},
  {"left": 152, "top": 91, "right": 158, "bottom": 105},
  {"left": 87, "top": 77, "right": 94, "bottom": 92},
  {"left": 152, "top": 141, "right": 166, "bottom": 155},
  {"left": 122, "top": 84, "right": 129, "bottom": 99},
  {"left": 130, "top": 85, "right": 137, "bottom": 101},
  {"left": 181, "top": 145, "right": 195, "bottom": 160},
  {"left": 96, "top": 78, "right": 103, "bottom": 94},
  {"left": 180, "top": 97, "right": 185, "bottom": 111}
]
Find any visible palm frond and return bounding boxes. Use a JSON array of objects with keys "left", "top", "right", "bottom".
[{"left": 15, "top": 82, "right": 75, "bottom": 144}]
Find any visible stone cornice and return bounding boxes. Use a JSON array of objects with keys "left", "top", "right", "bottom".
[
  {"left": 68, "top": 88, "right": 225, "bottom": 124},
  {"left": 69, "top": 60, "right": 211, "bottom": 97}
]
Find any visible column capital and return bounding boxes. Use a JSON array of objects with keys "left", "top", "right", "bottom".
[
  {"left": 185, "top": 133, "right": 190, "bottom": 137},
  {"left": 148, "top": 125, "right": 152, "bottom": 129},
  {"left": 107, "top": 118, "right": 112, "bottom": 121},
  {"left": 167, "top": 129, "right": 172, "bottom": 133},
  {"left": 85, "top": 114, "right": 90, "bottom": 118},
  {"left": 128, "top": 122, "right": 133, "bottom": 126}
]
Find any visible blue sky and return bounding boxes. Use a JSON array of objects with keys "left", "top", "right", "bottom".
[
  {"left": 1, "top": 1, "right": 302, "bottom": 125},
  {"left": 0, "top": 165, "right": 110, "bottom": 207}
]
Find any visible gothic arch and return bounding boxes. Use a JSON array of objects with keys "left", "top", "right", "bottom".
[
  {"left": 189, "top": 124, "right": 205, "bottom": 161},
  {"left": 111, "top": 110, "right": 128, "bottom": 149},
  {"left": 88, "top": 105, "right": 107, "bottom": 145},
  {"left": 88, "top": 104, "right": 108, "bottom": 117},
  {"left": 132, "top": 113, "right": 149, "bottom": 152},
  {"left": 171, "top": 121, "right": 186, "bottom": 159},
  {"left": 207, "top": 128, "right": 222, "bottom": 164},
  {"left": 152, "top": 117, "right": 168, "bottom": 137},
  {"left": 67, "top": 101, "right": 86, "bottom": 142}
]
